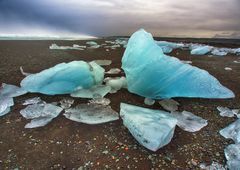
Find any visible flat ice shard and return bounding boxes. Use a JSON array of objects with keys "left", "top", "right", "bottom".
[
  {"left": 64, "top": 103, "right": 119, "bottom": 124},
  {"left": 23, "top": 97, "right": 43, "bottom": 105},
  {"left": 224, "top": 144, "right": 240, "bottom": 170},
  {"left": 49, "top": 44, "right": 84, "bottom": 50},
  {"left": 0, "top": 97, "right": 14, "bottom": 116},
  {"left": 190, "top": 46, "right": 212, "bottom": 55},
  {"left": 60, "top": 98, "right": 74, "bottom": 109},
  {"left": 71, "top": 85, "right": 111, "bottom": 98},
  {"left": 172, "top": 111, "right": 208, "bottom": 132},
  {"left": 93, "top": 60, "right": 112, "bottom": 66},
  {"left": 220, "top": 119, "right": 240, "bottom": 143},
  {"left": 159, "top": 99, "right": 179, "bottom": 112},
  {"left": 144, "top": 98, "right": 155, "bottom": 106},
  {"left": 20, "top": 103, "right": 63, "bottom": 128},
  {"left": 120, "top": 103, "right": 177, "bottom": 151},
  {"left": 89, "top": 98, "right": 111, "bottom": 106},
  {"left": 21, "top": 61, "right": 105, "bottom": 95},
  {"left": 225, "top": 67, "right": 232, "bottom": 71},
  {"left": 104, "top": 77, "right": 127, "bottom": 93},
  {"left": 105, "top": 68, "right": 121, "bottom": 74},
  {"left": 121, "top": 29, "right": 234, "bottom": 99},
  {"left": 217, "top": 106, "right": 238, "bottom": 118}
]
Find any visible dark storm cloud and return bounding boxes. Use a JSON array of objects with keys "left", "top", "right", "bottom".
[{"left": 0, "top": 0, "right": 239, "bottom": 38}]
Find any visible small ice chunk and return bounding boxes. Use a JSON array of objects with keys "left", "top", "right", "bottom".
[
  {"left": 23, "top": 97, "right": 42, "bottom": 105},
  {"left": 172, "top": 111, "right": 208, "bottom": 132},
  {"left": 93, "top": 60, "right": 112, "bottom": 66},
  {"left": 225, "top": 67, "right": 232, "bottom": 71},
  {"left": 104, "top": 77, "right": 127, "bottom": 93},
  {"left": 49, "top": 44, "right": 84, "bottom": 50},
  {"left": 86, "top": 41, "right": 98, "bottom": 46},
  {"left": 233, "top": 60, "right": 240, "bottom": 64},
  {"left": 205, "top": 162, "right": 227, "bottom": 170},
  {"left": 71, "top": 85, "right": 111, "bottom": 98},
  {"left": 60, "top": 98, "right": 74, "bottom": 109},
  {"left": 224, "top": 144, "right": 240, "bottom": 170},
  {"left": 144, "top": 98, "right": 155, "bottom": 106},
  {"left": 120, "top": 103, "right": 177, "bottom": 151},
  {"left": 220, "top": 119, "right": 240, "bottom": 143},
  {"left": 191, "top": 46, "right": 212, "bottom": 55},
  {"left": 20, "top": 103, "right": 63, "bottom": 128},
  {"left": 21, "top": 61, "right": 104, "bottom": 95},
  {"left": 159, "top": 99, "right": 179, "bottom": 112},
  {"left": 0, "top": 97, "right": 14, "bottom": 116},
  {"left": 89, "top": 98, "right": 111, "bottom": 106},
  {"left": 105, "top": 68, "right": 121, "bottom": 74},
  {"left": 211, "top": 49, "right": 228, "bottom": 56},
  {"left": 217, "top": 106, "right": 237, "bottom": 117},
  {"left": 72, "top": 44, "right": 86, "bottom": 48},
  {"left": 20, "top": 66, "right": 31, "bottom": 76},
  {"left": 181, "top": 60, "right": 192, "bottom": 64},
  {"left": 64, "top": 103, "right": 119, "bottom": 124}
]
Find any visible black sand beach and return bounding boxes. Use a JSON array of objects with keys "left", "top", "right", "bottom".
[{"left": 0, "top": 39, "right": 240, "bottom": 169}]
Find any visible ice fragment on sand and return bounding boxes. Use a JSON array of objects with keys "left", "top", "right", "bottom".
[
  {"left": 217, "top": 106, "right": 238, "bottom": 118},
  {"left": 121, "top": 29, "right": 234, "bottom": 99},
  {"left": 211, "top": 49, "right": 228, "bottom": 56},
  {"left": 0, "top": 97, "right": 14, "bottom": 116},
  {"left": 20, "top": 66, "right": 31, "bottom": 76},
  {"left": 21, "top": 61, "right": 104, "bottom": 95},
  {"left": 71, "top": 85, "right": 111, "bottom": 98},
  {"left": 104, "top": 77, "right": 127, "bottom": 93},
  {"left": 220, "top": 119, "right": 240, "bottom": 143},
  {"left": 23, "top": 97, "right": 42, "bottom": 105},
  {"left": 93, "top": 60, "right": 112, "bottom": 66},
  {"left": 120, "top": 103, "right": 177, "bottom": 151},
  {"left": 225, "top": 67, "right": 232, "bottom": 71},
  {"left": 190, "top": 46, "right": 212, "bottom": 55},
  {"left": 105, "top": 68, "right": 121, "bottom": 74},
  {"left": 144, "top": 98, "right": 155, "bottom": 106},
  {"left": 86, "top": 41, "right": 100, "bottom": 49},
  {"left": 224, "top": 144, "right": 240, "bottom": 170},
  {"left": 234, "top": 60, "right": 240, "bottom": 64},
  {"left": 159, "top": 99, "right": 179, "bottom": 112},
  {"left": 172, "top": 111, "right": 208, "bottom": 132},
  {"left": 181, "top": 60, "right": 192, "bottom": 64},
  {"left": 49, "top": 44, "right": 84, "bottom": 50},
  {"left": 89, "top": 98, "right": 111, "bottom": 106},
  {"left": 20, "top": 103, "right": 63, "bottom": 128},
  {"left": 60, "top": 98, "right": 74, "bottom": 109},
  {"left": 64, "top": 103, "right": 119, "bottom": 124},
  {"left": 205, "top": 162, "right": 227, "bottom": 170}
]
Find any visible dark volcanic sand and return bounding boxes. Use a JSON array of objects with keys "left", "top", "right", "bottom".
[{"left": 0, "top": 39, "right": 240, "bottom": 170}]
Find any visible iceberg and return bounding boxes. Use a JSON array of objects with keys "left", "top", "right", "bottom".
[
  {"left": 172, "top": 111, "right": 208, "bottom": 132},
  {"left": 71, "top": 85, "right": 111, "bottom": 98},
  {"left": 121, "top": 29, "right": 234, "bottom": 99},
  {"left": 120, "top": 103, "right": 177, "bottom": 151},
  {"left": 220, "top": 119, "right": 240, "bottom": 143},
  {"left": 159, "top": 99, "right": 179, "bottom": 112},
  {"left": 20, "top": 103, "right": 63, "bottom": 128},
  {"left": 224, "top": 144, "right": 240, "bottom": 170},
  {"left": 21, "top": 61, "right": 105, "bottom": 95},
  {"left": 190, "top": 46, "right": 212, "bottom": 55},
  {"left": 64, "top": 103, "right": 119, "bottom": 124}
]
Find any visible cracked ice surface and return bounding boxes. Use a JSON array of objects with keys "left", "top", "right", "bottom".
[
  {"left": 64, "top": 103, "right": 119, "bottom": 124},
  {"left": 20, "top": 103, "right": 63, "bottom": 128},
  {"left": 224, "top": 144, "right": 240, "bottom": 170},
  {"left": 220, "top": 119, "right": 240, "bottom": 143},
  {"left": 172, "top": 111, "right": 208, "bottom": 132},
  {"left": 21, "top": 61, "right": 104, "bottom": 95},
  {"left": 120, "top": 103, "right": 177, "bottom": 151},
  {"left": 121, "top": 29, "right": 234, "bottom": 99}
]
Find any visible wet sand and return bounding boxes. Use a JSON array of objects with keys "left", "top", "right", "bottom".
[{"left": 0, "top": 39, "right": 239, "bottom": 169}]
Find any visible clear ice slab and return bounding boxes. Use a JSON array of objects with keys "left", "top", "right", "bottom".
[
  {"left": 71, "top": 85, "right": 111, "bottom": 98},
  {"left": 224, "top": 144, "right": 240, "bottom": 170},
  {"left": 120, "top": 103, "right": 177, "bottom": 151},
  {"left": 121, "top": 29, "right": 234, "bottom": 99},
  {"left": 21, "top": 61, "right": 105, "bottom": 95},
  {"left": 220, "top": 119, "right": 240, "bottom": 143},
  {"left": 20, "top": 103, "right": 63, "bottom": 128},
  {"left": 172, "top": 111, "right": 208, "bottom": 132},
  {"left": 64, "top": 103, "right": 119, "bottom": 124}
]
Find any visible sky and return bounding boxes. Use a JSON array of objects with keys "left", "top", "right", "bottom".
[{"left": 0, "top": 0, "right": 240, "bottom": 38}]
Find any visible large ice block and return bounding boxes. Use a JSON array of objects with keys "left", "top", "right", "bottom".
[
  {"left": 21, "top": 61, "right": 105, "bottom": 95},
  {"left": 120, "top": 103, "right": 177, "bottom": 151},
  {"left": 121, "top": 29, "right": 234, "bottom": 99}
]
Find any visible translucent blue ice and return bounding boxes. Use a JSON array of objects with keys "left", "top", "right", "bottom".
[
  {"left": 120, "top": 103, "right": 177, "bottom": 151},
  {"left": 190, "top": 46, "right": 212, "bottom": 55},
  {"left": 21, "top": 61, "right": 105, "bottom": 95},
  {"left": 122, "top": 29, "right": 235, "bottom": 99}
]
